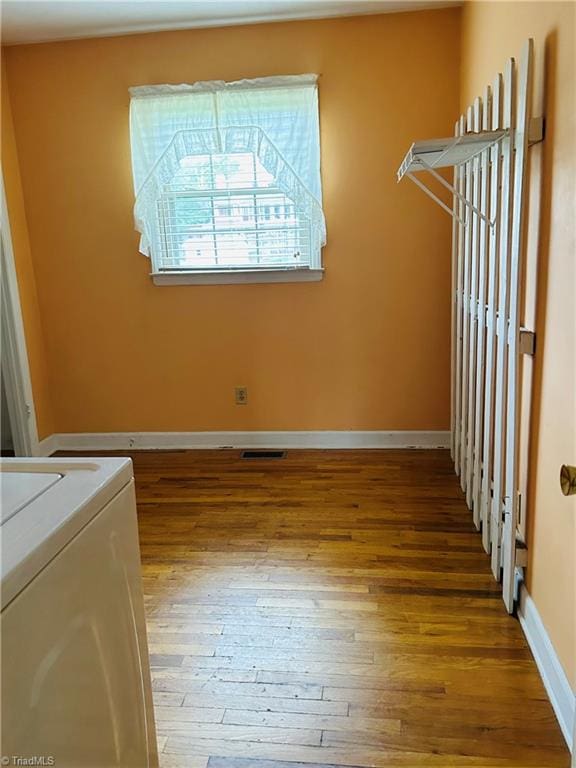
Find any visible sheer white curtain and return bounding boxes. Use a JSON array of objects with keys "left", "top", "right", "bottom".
[
  {"left": 129, "top": 89, "right": 215, "bottom": 194},
  {"left": 129, "top": 74, "right": 324, "bottom": 258}
]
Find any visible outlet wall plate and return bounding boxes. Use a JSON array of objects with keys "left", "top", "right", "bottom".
[{"left": 235, "top": 387, "right": 248, "bottom": 405}]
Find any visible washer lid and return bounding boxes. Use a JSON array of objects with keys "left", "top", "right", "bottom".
[
  {"left": 0, "top": 458, "right": 133, "bottom": 609},
  {"left": 1, "top": 472, "right": 63, "bottom": 525}
]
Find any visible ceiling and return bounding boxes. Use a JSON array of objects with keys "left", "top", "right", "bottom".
[{"left": 1, "top": 0, "right": 459, "bottom": 46}]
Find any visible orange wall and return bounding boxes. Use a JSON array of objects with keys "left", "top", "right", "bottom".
[
  {"left": 461, "top": 1, "right": 575, "bottom": 688},
  {"left": 1, "top": 55, "right": 55, "bottom": 440},
  {"left": 3, "top": 9, "right": 460, "bottom": 433}
]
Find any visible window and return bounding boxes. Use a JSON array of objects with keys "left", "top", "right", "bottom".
[{"left": 129, "top": 76, "right": 326, "bottom": 285}]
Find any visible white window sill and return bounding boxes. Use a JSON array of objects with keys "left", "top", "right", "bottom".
[{"left": 151, "top": 268, "right": 324, "bottom": 286}]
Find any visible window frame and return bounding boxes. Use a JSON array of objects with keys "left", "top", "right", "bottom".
[{"left": 131, "top": 78, "right": 325, "bottom": 286}]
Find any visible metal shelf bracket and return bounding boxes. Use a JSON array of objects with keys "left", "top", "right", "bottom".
[{"left": 406, "top": 158, "right": 495, "bottom": 228}]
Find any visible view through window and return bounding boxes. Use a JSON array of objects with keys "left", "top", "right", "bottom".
[{"left": 130, "top": 76, "right": 326, "bottom": 281}]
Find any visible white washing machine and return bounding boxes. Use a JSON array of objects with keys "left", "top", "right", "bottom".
[{"left": 0, "top": 457, "right": 158, "bottom": 767}]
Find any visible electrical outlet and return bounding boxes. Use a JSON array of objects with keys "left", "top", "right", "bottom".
[{"left": 235, "top": 386, "right": 248, "bottom": 405}]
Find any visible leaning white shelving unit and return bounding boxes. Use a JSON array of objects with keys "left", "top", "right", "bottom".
[{"left": 397, "top": 39, "right": 543, "bottom": 613}]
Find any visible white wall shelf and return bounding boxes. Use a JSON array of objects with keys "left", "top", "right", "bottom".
[{"left": 397, "top": 130, "right": 508, "bottom": 180}]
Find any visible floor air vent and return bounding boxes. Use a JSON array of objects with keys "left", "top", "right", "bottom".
[{"left": 241, "top": 450, "right": 286, "bottom": 459}]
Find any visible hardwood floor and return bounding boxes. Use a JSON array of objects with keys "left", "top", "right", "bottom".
[{"left": 120, "top": 449, "right": 568, "bottom": 766}]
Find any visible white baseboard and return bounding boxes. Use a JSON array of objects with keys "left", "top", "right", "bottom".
[
  {"left": 35, "top": 430, "right": 450, "bottom": 454},
  {"left": 518, "top": 585, "right": 575, "bottom": 753}
]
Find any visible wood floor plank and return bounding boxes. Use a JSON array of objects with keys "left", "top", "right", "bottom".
[
  {"left": 153, "top": 692, "right": 186, "bottom": 707},
  {"left": 152, "top": 668, "right": 258, "bottom": 684},
  {"left": 207, "top": 759, "right": 367, "bottom": 768},
  {"left": 160, "top": 757, "right": 208, "bottom": 768},
  {"left": 162, "top": 735, "right": 566, "bottom": 766},
  {"left": 155, "top": 679, "right": 324, "bottom": 699},
  {"left": 62, "top": 449, "right": 569, "bottom": 768},
  {"left": 155, "top": 706, "right": 225, "bottom": 724},
  {"left": 157, "top": 722, "right": 322, "bottom": 746},
  {"left": 222, "top": 708, "right": 402, "bottom": 734},
  {"left": 181, "top": 694, "right": 349, "bottom": 717}
]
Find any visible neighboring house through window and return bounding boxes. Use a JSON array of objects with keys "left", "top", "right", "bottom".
[{"left": 129, "top": 75, "right": 326, "bottom": 285}]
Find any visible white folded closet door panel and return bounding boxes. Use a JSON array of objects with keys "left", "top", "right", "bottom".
[
  {"left": 452, "top": 115, "right": 466, "bottom": 477},
  {"left": 491, "top": 57, "right": 515, "bottom": 582},
  {"left": 480, "top": 73, "right": 502, "bottom": 555},
  {"left": 471, "top": 87, "right": 491, "bottom": 529},
  {"left": 460, "top": 105, "right": 474, "bottom": 497},
  {"left": 465, "top": 99, "right": 480, "bottom": 512},
  {"left": 397, "top": 39, "right": 542, "bottom": 612},
  {"left": 501, "top": 39, "right": 534, "bottom": 611}
]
